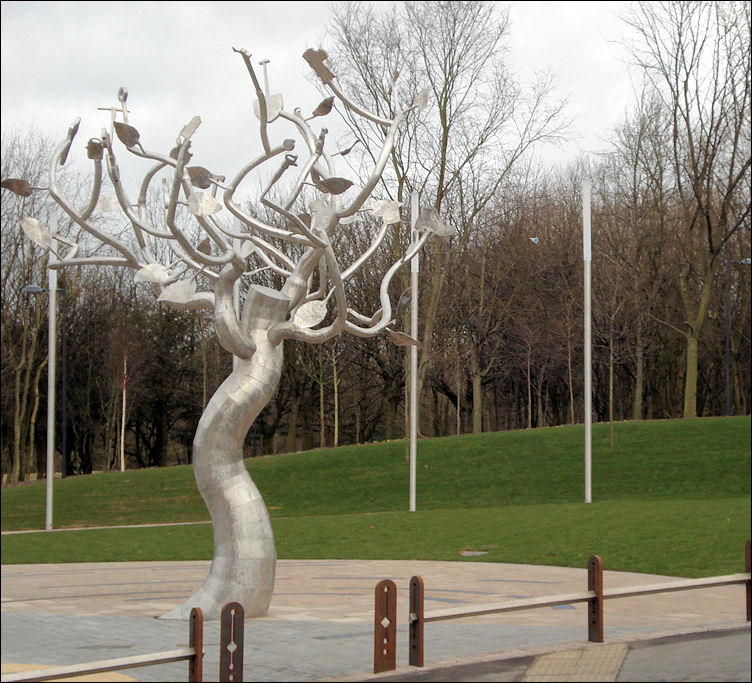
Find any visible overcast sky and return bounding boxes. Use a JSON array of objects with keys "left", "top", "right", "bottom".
[{"left": 1, "top": 1, "right": 637, "bottom": 176}]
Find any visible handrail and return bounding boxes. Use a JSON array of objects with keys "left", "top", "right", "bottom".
[
  {"left": 423, "top": 590, "right": 595, "bottom": 622},
  {"left": 3, "top": 603, "right": 226, "bottom": 682},
  {"left": 603, "top": 573, "right": 750, "bottom": 600},
  {"left": 420, "top": 572, "right": 750, "bottom": 623},
  {"left": 375, "top": 540, "right": 751, "bottom": 673},
  {"left": 2, "top": 648, "right": 196, "bottom": 682}
]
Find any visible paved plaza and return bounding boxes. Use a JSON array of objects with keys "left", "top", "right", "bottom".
[{"left": 1, "top": 558, "right": 750, "bottom": 681}]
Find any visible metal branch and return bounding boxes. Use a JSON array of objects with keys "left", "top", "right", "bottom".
[
  {"left": 268, "top": 246, "right": 347, "bottom": 345},
  {"left": 259, "top": 153, "right": 327, "bottom": 247},
  {"left": 223, "top": 142, "right": 313, "bottom": 247},
  {"left": 234, "top": 47, "right": 272, "bottom": 154},
  {"left": 338, "top": 110, "right": 407, "bottom": 218},
  {"left": 341, "top": 219, "right": 390, "bottom": 281},
  {"left": 49, "top": 125, "right": 141, "bottom": 269},
  {"left": 164, "top": 139, "right": 236, "bottom": 269},
  {"left": 345, "top": 230, "right": 430, "bottom": 337},
  {"left": 214, "top": 263, "right": 255, "bottom": 358}
]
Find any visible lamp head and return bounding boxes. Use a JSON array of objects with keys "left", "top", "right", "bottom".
[{"left": 22, "top": 285, "right": 45, "bottom": 295}]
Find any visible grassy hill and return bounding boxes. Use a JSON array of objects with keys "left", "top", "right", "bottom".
[{"left": 2, "top": 417, "right": 750, "bottom": 576}]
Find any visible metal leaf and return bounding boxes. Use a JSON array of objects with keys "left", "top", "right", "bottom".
[
  {"left": 113, "top": 122, "right": 141, "bottom": 148},
  {"left": 370, "top": 200, "right": 402, "bottom": 225},
  {"left": 387, "top": 328, "right": 422, "bottom": 349},
  {"left": 157, "top": 278, "right": 197, "bottom": 305},
  {"left": 335, "top": 140, "right": 360, "bottom": 157},
  {"left": 293, "top": 300, "right": 328, "bottom": 329},
  {"left": 180, "top": 116, "right": 202, "bottom": 140},
  {"left": 21, "top": 217, "right": 51, "bottom": 248},
  {"left": 187, "top": 192, "right": 222, "bottom": 216},
  {"left": 302, "top": 48, "right": 334, "bottom": 84},
  {"left": 95, "top": 195, "right": 120, "bottom": 213},
  {"left": 396, "top": 287, "right": 412, "bottom": 318},
  {"left": 316, "top": 177, "right": 353, "bottom": 195},
  {"left": 415, "top": 208, "right": 452, "bottom": 237},
  {"left": 169, "top": 145, "right": 193, "bottom": 163},
  {"left": 311, "top": 96, "right": 335, "bottom": 118},
  {"left": 252, "top": 93, "right": 284, "bottom": 123},
  {"left": 187, "top": 166, "right": 212, "bottom": 189},
  {"left": 1, "top": 178, "right": 34, "bottom": 197},
  {"left": 86, "top": 139, "right": 103, "bottom": 160},
  {"left": 134, "top": 263, "right": 171, "bottom": 284}
]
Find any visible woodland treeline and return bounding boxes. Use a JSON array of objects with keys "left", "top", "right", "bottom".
[{"left": 1, "top": 1, "right": 750, "bottom": 483}]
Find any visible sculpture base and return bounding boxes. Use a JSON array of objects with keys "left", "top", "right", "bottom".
[{"left": 160, "top": 556, "right": 276, "bottom": 620}]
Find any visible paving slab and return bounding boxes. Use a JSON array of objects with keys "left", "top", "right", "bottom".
[{"left": 1, "top": 559, "right": 749, "bottom": 681}]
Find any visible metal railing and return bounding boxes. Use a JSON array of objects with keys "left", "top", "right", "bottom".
[
  {"left": 374, "top": 540, "right": 751, "bottom": 673},
  {"left": 3, "top": 602, "right": 245, "bottom": 682}
]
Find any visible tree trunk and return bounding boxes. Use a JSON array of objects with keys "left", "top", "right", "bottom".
[
  {"left": 470, "top": 346, "right": 483, "bottom": 434},
  {"left": 161, "top": 285, "right": 286, "bottom": 621},
  {"left": 318, "top": 351, "right": 326, "bottom": 449},
  {"left": 683, "top": 331, "right": 700, "bottom": 419},
  {"left": 284, "top": 395, "right": 300, "bottom": 454},
  {"left": 609, "top": 327, "right": 615, "bottom": 446},
  {"left": 536, "top": 366, "right": 546, "bottom": 428},
  {"left": 632, "top": 319, "right": 644, "bottom": 420},
  {"left": 567, "top": 338, "right": 575, "bottom": 425},
  {"left": 526, "top": 347, "right": 532, "bottom": 429},
  {"left": 30, "top": 358, "right": 47, "bottom": 478},
  {"left": 332, "top": 350, "right": 339, "bottom": 448}
]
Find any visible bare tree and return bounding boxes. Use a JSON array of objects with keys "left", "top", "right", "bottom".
[
  {"left": 7, "top": 47, "right": 443, "bottom": 619},
  {"left": 622, "top": 0, "right": 752, "bottom": 418},
  {"left": 324, "top": 1, "right": 568, "bottom": 431},
  {"left": 1, "top": 129, "right": 79, "bottom": 484}
]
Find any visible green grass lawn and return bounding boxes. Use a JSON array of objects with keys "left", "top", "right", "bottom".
[{"left": 2, "top": 417, "right": 750, "bottom": 577}]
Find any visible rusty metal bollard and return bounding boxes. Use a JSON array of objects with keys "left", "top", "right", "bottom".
[
  {"left": 745, "top": 540, "right": 750, "bottom": 622},
  {"left": 588, "top": 555, "right": 604, "bottom": 642},
  {"left": 374, "top": 579, "right": 397, "bottom": 673},
  {"left": 220, "top": 602, "right": 244, "bottom": 682},
  {"left": 189, "top": 607, "right": 204, "bottom": 682},
  {"left": 409, "top": 576, "right": 424, "bottom": 667}
]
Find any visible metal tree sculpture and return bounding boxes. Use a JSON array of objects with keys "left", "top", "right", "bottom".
[{"left": 7, "top": 47, "right": 448, "bottom": 620}]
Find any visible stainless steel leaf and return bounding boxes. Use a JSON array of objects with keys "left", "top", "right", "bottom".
[
  {"left": 113, "top": 122, "right": 141, "bottom": 147},
  {"left": 316, "top": 177, "right": 353, "bottom": 195},
  {"left": 21, "top": 217, "right": 52, "bottom": 247},
  {"left": 187, "top": 167, "right": 212, "bottom": 189},
  {"left": 1, "top": 178, "right": 33, "bottom": 197}
]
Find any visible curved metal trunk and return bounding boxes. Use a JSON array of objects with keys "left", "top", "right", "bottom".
[{"left": 161, "top": 286, "right": 288, "bottom": 620}]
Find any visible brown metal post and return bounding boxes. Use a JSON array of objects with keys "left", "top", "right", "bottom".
[
  {"left": 409, "top": 576, "right": 424, "bottom": 667},
  {"left": 745, "top": 540, "right": 750, "bottom": 622},
  {"left": 374, "top": 579, "right": 397, "bottom": 673},
  {"left": 588, "top": 555, "right": 604, "bottom": 642},
  {"left": 220, "top": 602, "right": 244, "bottom": 682},
  {"left": 189, "top": 607, "right": 204, "bottom": 682}
]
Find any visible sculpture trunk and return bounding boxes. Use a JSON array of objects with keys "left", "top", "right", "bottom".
[{"left": 161, "top": 286, "right": 289, "bottom": 620}]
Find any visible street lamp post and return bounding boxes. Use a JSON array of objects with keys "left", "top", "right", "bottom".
[
  {"left": 59, "top": 275, "right": 68, "bottom": 478},
  {"left": 409, "top": 192, "right": 419, "bottom": 513},
  {"left": 23, "top": 268, "right": 68, "bottom": 530},
  {"left": 582, "top": 179, "right": 592, "bottom": 504}
]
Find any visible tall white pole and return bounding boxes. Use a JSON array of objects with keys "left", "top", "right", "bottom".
[
  {"left": 583, "top": 179, "right": 592, "bottom": 504},
  {"left": 45, "top": 253, "right": 58, "bottom": 530},
  {"left": 409, "top": 192, "right": 419, "bottom": 512}
]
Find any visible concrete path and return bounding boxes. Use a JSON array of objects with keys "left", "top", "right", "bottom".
[{"left": 1, "top": 559, "right": 749, "bottom": 681}]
